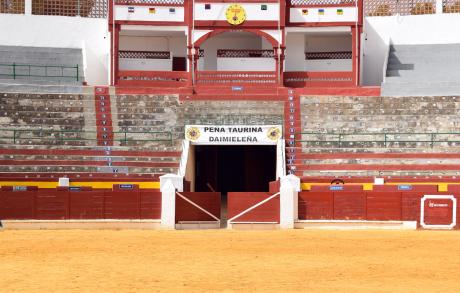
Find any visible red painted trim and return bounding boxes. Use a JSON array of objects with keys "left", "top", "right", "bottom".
[
  {"left": 115, "top": 3, "right": 184, "bottom": 6},
  {"left": 289, "top": 3, "right": 357, "bottom": 8},
  {"left": 295, "top": 153, "right": 460, "bottom": 160},
  {"left": 300, "top": 177, "right": 460, "bottom": 183},
  {"left": 0, "top": 160, "right": 179, "bottom": 168},
  {"left": 194, "top": 28, "right": 279, "bottom": 47},
  {"left": 194, "top": 20, "right": 281, "bottom": 28},
  {"left": 295, "top": 164, "right": 460, "bottom": 171},
  {"left": 0, "top": 173, "right": 162, "bottom": 180},
  {"left": 195, "top": 0, "right": 278, "bottom": 2},
  {"left": 115, "top": 20, "right": 186, "bottom": 26},
  {"left": 0, "top": 148, "right": 181, "bottom": 157},
  {"left": 287, "top": 21, "right": 357, "bottom": 27}
]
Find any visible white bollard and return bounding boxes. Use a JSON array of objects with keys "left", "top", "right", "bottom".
[
  {"left": 279, "top": 175, "right": 301, "bottom": 229},
  {"left": 25, "top": 0, "right": 32, "bottom": 15},
  {"left": 160, "top": 174, "right": 183, "bottom": 229}
]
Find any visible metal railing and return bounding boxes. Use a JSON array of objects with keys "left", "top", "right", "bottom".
[
  {"left": 296, "top": 132, "right": 460, "bottom": 148},
  {"left": 0, "top": 63, "right": 80, "bottom": 81},
  {"left": 0, "top": 0, "right": 25, "bottom": 14},
  {"left": 32, "top": 0, "right": 108, "bottom": 18},
  {"left": 365, "top": 0, "right": 437, "bottom": 16},
  {"left": 0, "top": 129, "right": 174, "bottom": 145}
]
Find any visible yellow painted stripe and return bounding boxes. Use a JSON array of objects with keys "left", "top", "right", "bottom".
[
  {"left": 0, "top": 181, "right": 160, "bottom": 189},
  {"left": 301, "top": 182, "right": 460, "bottom": 191}
]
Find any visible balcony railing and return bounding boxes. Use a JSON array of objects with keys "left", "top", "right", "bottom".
[
  {"left": 0, "top": 63, "right": 80, "bottom": 81},
  {"left": 217, "top": 49, "right": 275, "bottom": 58},
  {"left": 117, "top": 70, "right": 188, "bottom": 87},
  {"left": 32, "top": 0, "right": 108, "bottom": 18},
  {"left": 284, "top": 71, "right": 353, "bottom": 87},
  {"left": 196, "top": 71, "right": 277, "bottom": 86}
]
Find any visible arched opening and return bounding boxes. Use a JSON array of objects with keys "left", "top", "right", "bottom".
[{"left": 193, "top": 30, "right": 280, "bottom": 88}]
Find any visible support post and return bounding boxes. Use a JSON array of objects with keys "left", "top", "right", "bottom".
[
  {"left": 25, "top": 0, "right": 32, "bottom": 15},
  {"left": 279, "top": 174, "right": 301, "bottom": 229},
  {"left": 160, "top": 174, "right": 184, "bottom": 229}
]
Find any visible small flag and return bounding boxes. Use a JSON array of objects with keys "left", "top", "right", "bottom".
[
  {"left": 302, "top": 9, "right": 308, "bottom": 15},
  {"left": 337, "top": 9, "right": 343, "bottom": 15},
  {"left": 169, "top": 8, "right": 176, "bottom": 14},
  {"left": 318, "top": 9, "right": 325, "bottom": 15},
  {"left": 149, "top": 7, "right": 156, "bottom": 14},
  {"left": 128, "top": 6, "right": 134, "bottom": 13}
]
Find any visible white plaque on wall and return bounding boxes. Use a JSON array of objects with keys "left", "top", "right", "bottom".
[{"left": 185, "top": 125, "right": 282, "bottom": 145}]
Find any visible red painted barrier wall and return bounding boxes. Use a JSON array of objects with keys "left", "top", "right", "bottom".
[
  {"left": 299, "top": 187, "right": 459, "bottom": 229},
  {"left": 175, "top": 192, "right": 220, "bottom": 223},
  {"left": 423, "top": 198, "right": 454, "bottom": 226},
  {"left": 227, "top": 192, "right": 280, "bottom": 223},
  {"left": 0, "top": 187, "right": 162, "bottom": 220}
]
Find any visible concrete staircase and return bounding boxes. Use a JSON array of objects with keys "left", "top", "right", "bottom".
[
  {"left": 0, "top": 46, "right": 85, "bottom": 93},
  {"left": 381, "top": 44, "right": 460, "bottom": 96},
  {"left": 290, "top": 95, "right": 460, "bottom": 178}
]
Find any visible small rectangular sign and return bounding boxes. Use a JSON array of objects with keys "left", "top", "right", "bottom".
[
  {"left": 69, "top": 186, "right": 82, "bottom": 192},
  {"left": 13, "top": 186, "right": 27, "bottom": 192},
  {"left": 232, "top": 86, "right": 243, "bottom": 91},
  {"left": 119, "top": 184, "right": 134, "bottom": 189},
  {"left": 398, "top": 185, "right": 413, "bottom": 191},
  {"left": 330, "top": 185, "right": 344, "bottom": 191},
  {"left": 128, "top": 6, "right": 135, "bottom": 13}
]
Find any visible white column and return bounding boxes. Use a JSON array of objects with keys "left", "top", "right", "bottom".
[
  {"left": 160, "top": 174, "right": 184, "bottom": 229},
  {"left": 279, "top": 174, "right": 301, "bottom": 229},
  {"left": 25, "top": 0, "right": 32, "bottom": 15},
  {"left": 436, "top": 0, "right": 443, "bottom": 14}
]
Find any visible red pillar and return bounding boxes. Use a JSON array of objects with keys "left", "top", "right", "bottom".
[
  {"left": 110, "top": 24, "right": 120, "bottom": 86},
  {"left": 351, "top": 25, "right": 360, "bottom": 86}
]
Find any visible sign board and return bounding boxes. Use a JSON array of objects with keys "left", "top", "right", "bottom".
[
  {"left": 69, "top": 186, "right": 82, "bottom": 192},
  {"left": 330, "top": 185, "right": 344, "bottom": 191},
  {"left": 119, "top": 184, "right": 134, "bottom": 189},
  {"left": 13, "top": 186, "right": 27, "bottom": 192},
  {"left": 185, "top": 125, "right": 282, "bottom": 145},
  {"left": 398, "top": 185, "right": 413, "bottom": 191}
]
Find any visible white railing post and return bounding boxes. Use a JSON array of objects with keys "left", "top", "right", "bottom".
[
  {"left": 279, "top": 174, "right": 301, "bottom": 229},
  {"left": 436, "top": 0, "right": 443, "bottom": 14},
  {"left": 178, "top": 139, "right": 190, "bottom": 177},
  {"left": 160, "top": 174, "right": 183, "bottom": 229},
  {"left": 25, "top": 0, "right": 32, "bottom": 15}
]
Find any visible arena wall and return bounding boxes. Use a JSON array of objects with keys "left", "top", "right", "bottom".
[
  {"left": 363, "top": 13, "right": 460, "bottom": 86},
  {"left": 0, "top": 14, "right": 109, "bottom": 85}
]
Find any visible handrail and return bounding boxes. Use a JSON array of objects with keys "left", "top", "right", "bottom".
[
  {"left": 0, "top": 129, "right": 173, "bottom": 145},
  {"left": 0, "top": 63, "right": 80, "bottom": 81},
  {"left": 295, "top": 132, "right": 460, "bottom": 149}
]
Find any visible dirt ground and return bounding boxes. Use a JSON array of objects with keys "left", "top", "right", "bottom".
[{"left": 1, "top": 229, "right": 460, "bottom": 293}]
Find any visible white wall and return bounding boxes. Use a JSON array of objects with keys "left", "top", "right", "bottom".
[
  {"left": 195, "top": 3, "right": 279, "bottom": 21},
  {"left": 217, "top": 58, "right": 275, "bottom": 71},
  {"left": 119, "top": 35, "right": 186, "bottom": 57},
  {"left": 115, "top": 5, "right": 184, "bottom": 22},
  {"left": 119, "top": 58, "right": 172, "bottom": 71},
  {"left": 285, "top": 33, "right": 352, "bottom": 71},
  {"left": 200, "top": 35, "right": 271, "bottom": 70},
  {"left": 363, "top": 13, "right": 460, "bottom": 86},
  {"left": 0, "top": 14, "right": 109, "bottom": 85},
  {"left": 290, "top": 7, "right": 358, "bottom": 23}
]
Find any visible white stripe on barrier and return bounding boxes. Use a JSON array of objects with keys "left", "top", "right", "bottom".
[
  {"left": 228, "top": 192, "right": 280, "bottom": 223},
  {"left": 176, "top": 192, "right": 220, "bottom": 222}
]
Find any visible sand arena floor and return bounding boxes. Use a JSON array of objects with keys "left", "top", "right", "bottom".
[{"left": 1, "top": 229, "right": 460, "bottom": 292}]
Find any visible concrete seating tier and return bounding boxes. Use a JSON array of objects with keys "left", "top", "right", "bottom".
[{"left": 290, "top": 95, "right": 460, "bottom": 177}]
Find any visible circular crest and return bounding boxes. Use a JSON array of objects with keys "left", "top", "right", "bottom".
[
  {"left": 186, "top": 127, "right": 201, "bottom": 141},
  {"left": 267, "top": 127, "right": 281, "bottom": 141}
]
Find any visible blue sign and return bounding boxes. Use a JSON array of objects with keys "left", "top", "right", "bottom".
[
  {"left": 232, "top": 86, "right": 243, "bottom": 91},
  {"left": 120, "top": 184, "right": 134, "bottom": 189},
  {"left": 13, "top": 186, "right": 27, "bottom": 192},
  {"left": 398, "top": 185, "right": 413, "bottom": 191},
  {"left": 69, "top": 187, "right": 81, "bottom": 192},
  {"left": 330, "top": 185, "right": 344, "bottom": 191}
]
